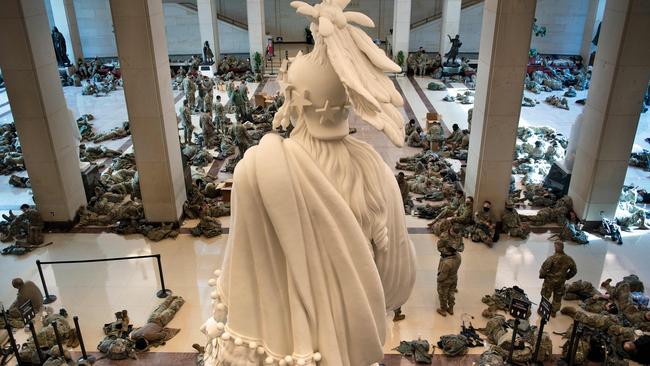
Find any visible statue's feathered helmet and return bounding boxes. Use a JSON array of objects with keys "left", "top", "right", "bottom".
[{"left": 274, "top": 0, "right": 406, "bottom": 146}]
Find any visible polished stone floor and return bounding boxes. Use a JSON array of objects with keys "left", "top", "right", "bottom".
[{"left": 1, "top": 74, "right": 649, "bottom": 364}]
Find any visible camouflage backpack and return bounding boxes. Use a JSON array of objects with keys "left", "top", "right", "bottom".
[
  {"left": 481, "top": 315, "right": 508, "bottom": 345},
  {"left": 98, "top": 337, "right": 136, "bottom": 360},
  {"left": 437, "top": 334, "right": 468, "bottom": 357},
  {"left": 478, "top": 348, "right": 505, "bottom": 366}
]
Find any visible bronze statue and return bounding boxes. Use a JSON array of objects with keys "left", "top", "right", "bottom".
[
  {"left": 203, "top": 41, "right": 214, "bottom": 64},
  {"left": 445, "top": 34, "right": 462, "bottom": 66},
  {"left": 51, "top": 27, "right": 70, "bottom": 66}
]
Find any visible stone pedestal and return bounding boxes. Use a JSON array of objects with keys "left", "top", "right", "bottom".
[
  {"left": 0, "top": 0, "right": 86, "bottom": 222},
  {"left": 568, "top": 0, "right": 650, "bottom": 221},
  {"left": 464, "top": 0, "right": 536, "bottom": 217},
  {"left": 110, "top": 0, "right": 186, "bottom": 222}
]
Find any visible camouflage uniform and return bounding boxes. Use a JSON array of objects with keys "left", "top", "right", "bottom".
[
  {"left": 563, "top": 280, "right": 598, "bottom": 301},
  {"left": 179, "top": 103, "right": 193, "bottom": 144},
  {"left": 199, "top": 112, "right": 215, "bottom": 148},
  {"left": 438, "top": 334, "right": 468, "bottom": 356},
  {"left": 502, "top": 206, "right": 530, "bottom": 239},
  {"left": 182, "top": 76, "right": 195, "bottom": 111},
  {"left": 406, "top": 130, "right": 425, "bottom": 148},
  {"left": 191, "top": 216, "right": 223, "bottom": 238},
  {"left": 437, "top": 252, "right": 461, "bottom": 314},
  {"left": 539, "top": 251, "right": 577, "bottom": 313},
  {"left": 426, "top": 122, "right": 444, "bottom": 152},
  {"left": 431, "top": 195, "right": 461, "bottom": 224},
  {"left": 472, "top": 209, "right": 495, "bottom": 245}
]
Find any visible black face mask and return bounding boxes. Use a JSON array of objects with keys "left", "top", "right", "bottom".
[
  {"left": 483, "top": 207, "right": 490, "bottom": 212},
  {"left": 506, "top": 207, "right": 513, "bottom": 211}
]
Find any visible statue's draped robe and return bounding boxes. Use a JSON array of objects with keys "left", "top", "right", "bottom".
[{"left": 214, "top": 134, "right": 416, "bottom": 365}]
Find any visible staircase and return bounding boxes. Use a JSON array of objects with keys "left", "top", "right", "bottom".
[
  {"left": 170, "top": 1, "right": 248, "bottom": 31},
  {"left": 410, "top": 0, "right": 484, "bottom": 29}
]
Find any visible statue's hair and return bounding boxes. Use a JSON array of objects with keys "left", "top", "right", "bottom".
[
  {"left": 291, "top": 121, "right": 389, "bottom": 250},
  {"left": 283, "top": 0, "right": 405, "bottom": 146}
]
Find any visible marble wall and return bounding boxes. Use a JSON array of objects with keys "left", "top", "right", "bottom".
[
  {"left": 410, "top": 0, "right": 590, "bottom": 55},
  {"left": 530, "top": 0, "right": 591, "bottom": 55},
  {"left": 71, "top": 0, "right": 248, "bottom": 58},
  {"left": 67, "top": 0, "right": 592, "bottom": 59},
  {"left": 73, "top": 0, "right": 117, "bottom": 58},
  {"left": 410, "top": 2, "right": 483, "bottom": 53}
]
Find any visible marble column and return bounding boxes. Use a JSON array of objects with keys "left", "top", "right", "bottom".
[
  {"left": 568, "top": 0, "right": 650, "bottom": 221},
  {"left": 580, "top": 0, "right": 606, "bottom": 64},
  {"left": 197, "top": 0, "right": 221, "bottom": 63},
  {"left": 464, "top": 0, "right": 536, "bottom": 217},
  {"left": 0, "top": 0, "right": 86, "bottom": 222},
  {"left": 50, "top": 0, "right": 84, "bottom": 63},
  {"left": 109, "top": 0, "right": 186, "bottom": 222},
  {"left": 439, "top": 0, "right": 462, "bottom": 57},
  {"left": 392, "top": 0, "right": 411, "bottom": 63},
  {"left": 246, "top": 0, "right": 265, "bottom": 61}
]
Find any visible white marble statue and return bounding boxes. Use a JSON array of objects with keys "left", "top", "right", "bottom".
[{"left": 200, "top": 1, "right": 416, "bottom": 365}]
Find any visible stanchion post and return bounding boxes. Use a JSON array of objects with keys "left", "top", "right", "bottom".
[
  {"left": 73, "top": 316, "right": 95, "bottom": 364},
  {"left": 531, "top": 317, "right": 546, "bottom": 365},
  {"left": 155, "top": 254, "right": 171, "bottom": 298},
  {"left": 567, "top": 319, "right": 580, "bottom": 366},
  {"left": 532, "top": 296, "right": 552, "bottom": 365},
  {"left": 27, "top": 320, "right": 45, "bottom": 364},
  {"left": 2, "top": 309, "right": 23, "bottom": 366},
  {"left": 507, "top": 317, "right": 520, "bottom": 364},
  {"left": 36, "top": 260, "right": 57, "bottom": 304},
  {"left": 51, "top": 321, "right": 66, "bottom": 361}
]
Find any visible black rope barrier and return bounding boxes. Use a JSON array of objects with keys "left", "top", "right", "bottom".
[{"left": 36, "top": 254, "right": 171, "bottom": 304}]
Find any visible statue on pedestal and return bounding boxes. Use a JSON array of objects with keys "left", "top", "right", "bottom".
[
  {"left": 203, "top": 41, "right": 214, "bottom": 64},
  {"left": 444, "top": 34, "right": 462, "bottom": 66},
  {"left": 200, "top": 1, "right": 416, "bottom": 365},
  {"left": 51, "top": 27, "right": 70, "bottom": 67}
]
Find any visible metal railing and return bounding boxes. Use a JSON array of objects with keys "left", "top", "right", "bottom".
[{"left": 36, "top": 254, "right": 171, "bottom": 305}]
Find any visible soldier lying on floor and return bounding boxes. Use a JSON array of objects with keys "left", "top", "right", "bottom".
[
  {"left": 8, "top": 174, "right": 30, "bottom": 188},
  {"left": 130, "top": 296, "right": 185, "bottom": 351},
  {"left": 93, "top": 121, "right": 130, "bottom": 143}
]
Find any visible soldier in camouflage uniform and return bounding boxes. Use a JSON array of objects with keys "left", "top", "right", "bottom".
[
  {"left": 8, "top": 204, "right": 44, "bottom": 245},
  {"left": 539, "top": 240, "right": 577, "bottom": 316},
  {"left": 428, "top": 190, "right": 463, "bottom": 228},
  {"left": 471, "top": 201, "right": 495, "bottom": 247},
  {"left": 501, "top": 200, "right": 531, "bottom": 239},
  {"left": 426, "top": 121, "right": 444, "bottom": 152},
  {"left": 212, "top": 95, "right": 226, "bottom": 133},
  {"left": 179, "top": 99, "right": 193, "bottom": 144},
  {"left": 182, "top": 75, "right": 195, "bottom": 112},
  {"left": 396, "top": 172, "right": 413, "bottom": 214},
  {"left": 436, "top": 225, "right": 463, "bottom": 316}
]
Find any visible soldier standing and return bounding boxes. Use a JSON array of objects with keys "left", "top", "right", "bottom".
[
  {"left": 426, "top": 121, "right": 444, "bottom": 152},
  {"left": 437, "top": 225, "right": 463, "bottom": 316},
  {"left": 212, "top": 95, "right": 226, "bottom": 133},
  {"left": 183, "top": 75, "right": 196, "bottom": 112},
  {"left": 179, "top": 100, "right": 193, "bottom": 144},
  {"left": 199, "top": 111, "right": 215, "bottom": 148},
  {"left": 539, "top": 240, "right": 577, "bottom": 317}
]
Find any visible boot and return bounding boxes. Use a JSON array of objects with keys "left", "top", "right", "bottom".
[
  {"left": 447, "top": 307, "right": 454, "bottom": 315},
  {"left": 436, "top": 308, "right": 447, "bottom": 317},
  {"left": 393, "top": 308, "right": 406, "bottom": 322},
  {"left": 600, "top": 278, "right": 612, "bottom": 289}
]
